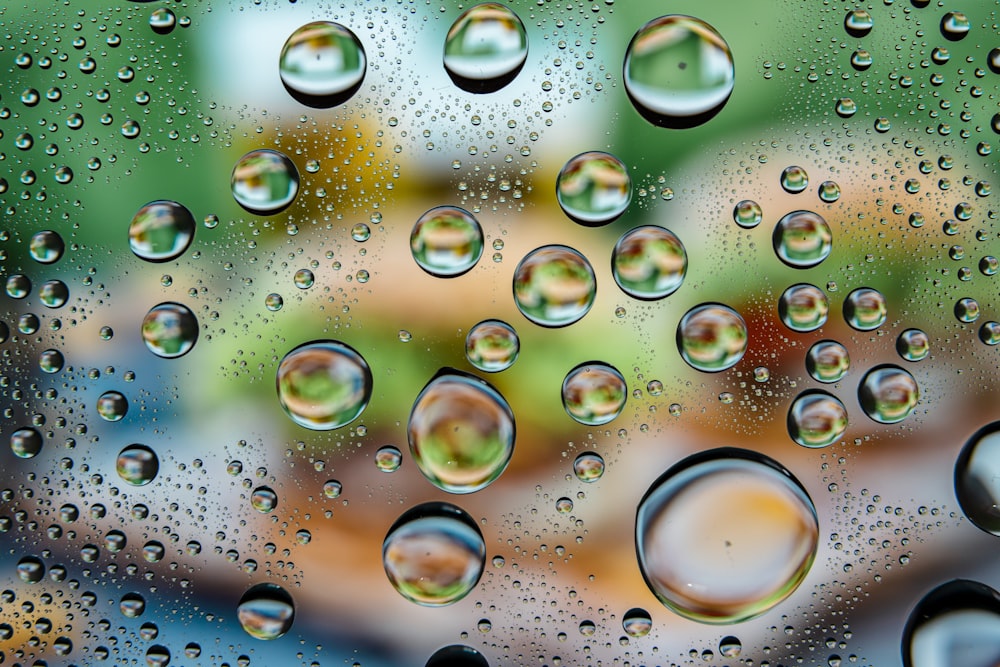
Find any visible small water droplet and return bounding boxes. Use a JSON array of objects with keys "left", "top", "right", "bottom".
[
  {"left": 97, "top": 391, "right": 128, "bottom": 421},
  {"left": 779, "top": 283, "right": 829, "bottom": 332},
  {"left": 844, "top": 9, "right": 873, "bottom": 37},
  {"left": 117, "top": 444, "right": 159, "bottom": 485},
  {"left": 251, "top": 486, "right": 278, "bottom": 513},
  {"left": 375, "top": 445, "right": 403, "bottom": 473},
  {"left": 780, "top": 166, "right": 809, "bottom": 194},
  {"left": 733, "top": 200, "right": 763, "bottom": 229},
  {"left": 896, "top": 329, "right": 929, "bottom": 361},
  {"left": 29, "top": 230, "right": 65, "bottom": 264},
  {"left": 940, "top": 11, "right": 970, "bottom": 41},
  {"left": 622, "top": 608, "right": 651, "bottom": 637}
]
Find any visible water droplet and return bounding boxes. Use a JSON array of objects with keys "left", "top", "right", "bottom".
[
  {"left": 17, "top": 556, "right": 45, "bottom": 583},
  {"left": 806, "top": 340, "right": 849, "bottom": 383},
  {"left": 383, "top": 502, "right": 485, "bottom": 606},
  {"left": 980, "top": 322, "right": 1000, "bottom": 346},
  {"left": 779, "top": 283, "right": 829, "bottom": 332},
  {"left": 955, "top": 423, "right": 1000, "bottom": 536},
  {"left": 149, "top": 8, "right": 176, "bottom": 35},
  {"left": 773, "top": 210, "right": 832, "bottom": 268},
  {"left": 859, "top": 365, "right": 919, "bottom": 424},
  {"left": 612, "top": 226, "right": 687, "bottom": 299},
  {"left": 276, "top": 341, "right": 372, "bottom": 430},
  {"left": 117, "top": 444, "right": 159, "bottom": 485},
  {"left": 120, "top": 593, "right": 146, "bottom": 618},
  {"left": 940, "top": 11, "right": 970, "bottom": 41},
  {"left": 425, "top": 645, "right": 490, "bottom": 667},
  {"left": 143, "top": 541, "right": 164, "bottom": 562},
  {"left": 237, "top": 583, "right": 295, "bottom": 640},
  {"left": 141, "top": 302, "right": 198, "bottom": 358},
  {"left": 733, "top": 200, "right": 762, "bottom": 229},
  {"left": 408, "top": 370, "right": 515, "bottom": 493},
  {"left": 573, "top": 452, "right": 605, "bottom": 482},
  {"left": 561, "top": 362, "right": 627, "bottom": 426},
  {"left": 780, "top": 166, "right": 809, "bottom": 194},
  {"left": 843, "top": 287, "right": 887, "bottom": 331},
  {"left": 375, "top": 445, "right": 403, "bottom": 472},
  {"left": 835, "top": 98, "right": 856, "bottom": 118},
  {"left": 128, "top": 201, "right": 195, "bottom": 262},
  {"left": 465, "top": 319, "right": 519, "bottom": 372},
  {"left": 39, "top": 349, "right": 65, "bottom": 374},
  {"left": 636, "top": 448, "right": 818, "bottom": 623},
  {"left": 293, "top": 268, "right": 315, "bottom": 289},
  {"left": 719, "top": 636, "right": 742, "bottom": 657},
  {"left": 231, "top": 149, "right": 299, "bottom": 215},
  {"left": 902, "top": 580, "right": 1000, "bottom": 667},
  {"left": 787, "top": 390, "right": 848, "bottom": 448},
  {"left": 29, "top": 230, "right": 65, "bottom": 264},
  {"left": 555, "top": 497, "right": 574, "bottom": 514},
  {"left": 677, "top": 303, "right": 748, "bottom": 372},
  {"left": 897, "top": 329, "right": 930, "bottom": 361},
  {"left": 38, "top": 280, "right": 69, "bottom": 308},
  {"left": 622, "top": 608, "right": 651, "bottom": 637},
  {"left": 97, "top": 391, "right": 128, "bottom": 421},
  {"left": 279, "top": 22, "right": 366, "bottom": 107},
  {"left": 513, "top": 245, "right": 596, "bottom": 327},
  {"left": 351, "top": 223, "right": 371, "bottom": 242},
  {"left": 818, "top": 181, "right": 841, "bottom": 203},
  {"left": 955, "top": 297, "right": 980, "bottom": 324},
  {"left": 105, "top": 529, "right": 127, "bottom": 552},
  {"left": 556, "top": 151, "right": 631, "bottom": 225},
  {"left": 265, "top": 293, "right": 283, "bottom": 311},
  {"left": 323, "top": 480, "right": 343, "bottom": 499},
  {"left": 11, "top": 427, "right": 42, "bottom": 459},
  {"left": 844, "top": 10, "right": 873, "bottom": 37},
  {"left": 443, "top": 3, "right": 528, "bottom": 93},
  {"left": 145, "top": 645, "right": 170, "bottom": 667},
  {"left": 184, "top": 643, "right": 201, "bottom": 659},
  {"left": 6, "top": 274, "right": 31, "bottom": 299},
  {"left": 850, "top": 49, "right": 873, "bottom": 71},
  {"left": 410, "top": 206, "right": 484, "bottom": 277},
  {"left": 251, "top": 486, "right": 278, "bottom": 513},
  {"left": 623, "top": 15, "right": 735, "bottom": 128}
]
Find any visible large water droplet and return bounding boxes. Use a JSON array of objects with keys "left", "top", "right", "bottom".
[
  {"left": 623, "top": 15, "right": 734, "bottom": 128},
  {"left": 902, "top": 580, "right": 1000, "bottom": 667},
  {"left": 843, "top": 287, "right": 887, "bottom": 331},
  {"left": 149, "top": 8, "right": 176, "bottom": 35},
  {"left": 279, "top": 22, "right": 366, "bottom": 107},
  {"left": 677, "top": 303, "right": 748, "bottom": 372},
  {"left": 787, "top": 390, "right": 848, "bottom": 448},
  {"left": 556, "top": 151, "right": 631, "bottom": 225},
  {"left": 611, "top": 226, "right": 687, "bottom": 299},
  {"left": 443, "top": 3, "right": 527, "bottom": 93},
  {"left": 561, "top": 362, "right": 627, "bottom": 426},
  {"left": 117, "top": 444, "right": 159, "bottom": 485},
  {"left": 38, "top": 280, "right": 69, "bottom": 308},
  {"left": 773, "top": 211, "right": 832, "bottom": 268},
  {"left": 426, "top": 644, "right": 490, "bottom": 667},
  {"left": 383, "top": 502, "right": 485, "bottom": 606},
  {"left": 276, "top": 340, "right": 372, "bottom": 430},
  {"left": 859, "top": 364, "right": 919, "bottom": 423},
  {"left": 733, "top": 200, "right": 762, "bottom": 229},
  {"left": 231, "top": 149, "right": 299, "bottom": 215},
  {"left": 897, "top": 328, "right": 930, "bottom": 361},
  {"left": 141, "top": 302, "right": 198, "bottom": 358},
  {"left": 237, "top": 583, "right": 295, "bottom": 640},
  {"left": 844, "top": 9, "right": 873, "bottom": 37},
  {"left": 954, "top": 422, "right": 1000, "bottom": 536},
  {"left": 29, "top": 230, "right": 64, "bottom": 264},
  {"left": 375, "top": 445, "right": 403, "bottom": 473},
  {"left": 17, "top": 556, "right": 45, "bottom": 583},
  {"left": 120, "top": 593, "right": 146, "bottom": 618},
  {"left": 622, "top": 608, "right": 652, "bottom": 637},
  {"left": 128, "top": 201, "right": 195, "bottom": 262},
  {"left": 636, "top": 448, "right": 818, "bottom": 623},
  {"left": 780, "top": 166, "right": 809, "bottom": 194},
  {"left": 410, "top": 206, "right": 484, "bottom": 277},
  {"left": 97, "top": 391, "right": 128, "bottom": 421},
  {"left": 940, "top": 11, "right": 970, "bottom": 41},
  {"left": 806, "top": 340, "right": 850, "bottom": 383},
  {"left": 251, "top": 486, "right": 278, "bottom": 513},
  {"left": 720, "top": 636, "right": 742, "bottom": 657},
  {"left": 408, "top": 370, "right": 515, "bottom": 493},
  {"left": 11, "top": 427, "right": 43, "bottom": 459},
  {"left": 513, "top": 245, "right": 596, "bottom": 327},
  {"left": 465, "top": 319, "right": 519, "bottom": 372},
  {"left": 779, "top": 283, "right": 829, "bottom": 332}
]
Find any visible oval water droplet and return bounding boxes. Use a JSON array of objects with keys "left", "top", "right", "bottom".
[
  {"left": 279, "top": 22, "right": 366, "bottom": 107},
  {"left": 276, "top": 340, "right": 372, "bottom": 430},
  {"left": 623, "top": 15, "right": 735, "bottom": 128},
  {"left": 465, "top": 319, "right": 519, "bottom": 372},
  {"left": 779, "top": 283, "right": 829, "bottom": 332},
  {"left": 117, "top": 444, "right": 159, "bottom": 485},
  {"left": 677, "top": 303, "right": 748, "bottom": 372},
  {"left": 382, "top": 502, "right": 485, "bottom": 606},
  {"left": 733, "top": 200, "right": 762, "bottom": 229},
  {"left": 611, "top": 226, "right": 687, "bottom": 299},
  {"left": 556, "top": 151, "right": 631, "bottom": 225},
  {"left": 128, "top": 201, "right": 195, "bottom": 262},
  {"left": 902, "top": 580, "right": 1000, "bottom": 667},
  {"left": 859, "top": 364, "right": 919, "bottom": 424},
  {"left": 410, "top": 206, "right": 484, "bottom": 277},
  {"left": 11, "top": 427, "right": 43, "bottom": 459},
  {"left": 955, "top": 422, "right": 1000, "bottom": 536},
  {"left": 636, "top": 448, "right": 818, "bottom": 623},
  {"left": 513, "top": 245, "right": 596, "bottom": 327},
  {"left": 425, "top": 644, "right": 490, "bottom": 667},
  {"left": 237, "top": 583, "right": 295, "bottom": 640},
  {"left": 443, "top": 3, "right": 528, "bottom": 93},
  {"left": 897, "top": 328, "right": 930, "bottom": 361},
  {"left": 773, "top": 211, "right": 832, "bottom": 268},
  {"left": 806, "top": 340, "right": 850, "bottom": 383},
  {"left": 408, "top": 370, "right": 515, "bottom": 493},
  {"left": 573, "top": 452, "right": 605, "bottom": 482},
  {"left": 561, "top": 362, "right": 627, "bottom": 426},
  {"left": 622, "top": 608, "right": 652, "bottom": 637},
  {"left": 231, "top": 149, "right": 299, "bottom": 215},
  {"left": 787, "top": 390, "right": 848, "bottom": 448},
  {"left": 29, "top": 230, "right": 64, "bottom": 264},
  {"left": 141, "top": 302, "right": 198, "bottom": 358},
  {"left": 843, "top": 287, "right": 887, "bottom": 331}
]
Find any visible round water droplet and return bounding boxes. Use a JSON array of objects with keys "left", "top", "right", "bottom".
[
  {"left": 561, "top": 362, "right": 627, "bottom": 426},
  {"left": 779, "top": 283, "right": 829, "bottom": 332},
  {"left": 851, "top": 49, "right": 873, "bottom": 71},
  {"left": 787, "top": 390, "right": 848, "bottom": 448},
  {"left": 39, "top": 349, "right": 64, "bottom": 374},
  {"left": 955, "top": 297, "right": 980, "bottom": 324},
  {"left": 466, "top": 319, "right": 519, "bottom": 372},
  {"left": 279, "top": 22, "right": 366, "bottom": 107},
  {"left": 11, "top": 427, "right": 43, "bottom": 459},
  {"left": 17, "top": 556, "right": 45, "bottom": 583},
  {"left": 780, "top": 166, "right": 809, "bottom": 194},
  {"left": 843, "top": 287, "right": 887, "bottom": 331},
  {"left": 143, "top": 541, "right": 165, "bottom": 563},
  {"left": 955, "top": 423, "right": 1000, "bottom": 536},
  {"left": 980, "top": 322, "right": 1000, "bottom": 346},
  {"left": 622, "top": 608, "right": 652, "bottom": 637},
  {"left": 29, "top": 230, "right": 64, "bottom": 264},
  {"left": 555, "top": 497, "right": 573, "bottom": 514},
  {"left": 612, "top": 226, "right": 687, "bottom": 299},
  {"left": 806, "top": 340, "right": 850, "bottom": 383},
  {"left": 835, "top": 98, "right": 856, "bottom": 118},
  {"left": 623, "top": 15, "right": 734, "bottom": 128},
  {"left": 38, "top": 279, "right": 69, "bottom": 308},
  {"left": 556, "top": 151, "right": 631, "bottom": 225},
  {"left": 859, "top": 365, "right": 919, "bottom": 424},
  {"left": 818, "top": 181, "right": 841, "bottom": 203},
  {"left": 276, "top": 340, "right": 372, "bottom": 430},
  {"left": 733, "top": 200, "right": 762, "bottom": 229},
  {"left": 426, "top": 645, "right": 490, "bottom": 667},
  {"left": 897, "top": 328, "right": 930, "bottom": 361},
  {"left": 237, "top": 583, "right": 295, "bottom": 640},
  {"left": 902, "top": 580, "right": 1000, "bottom": 667},
  {"left": 323, "top": 479, "right": 342, "bottom": 499},
  {"left": 719, "top": 636, "right": 742, "bottom": 658},
  {"left": 128, "top": 201, "right": 195, "bottom": 262},
  {"left": 149, "top": 8, "right": 176, "bottom": 34},
  {"left": 117, "top": 445, "right": 159, "bottom": 485},
  {"left": 351, "top": 223, "right": 370, "bottom": 242},
  {"left": 573, "top": 451, "right": 605, "bottom": 482},
  {"left": 443, "top": 3, "right": 528, "bottom": 93},
  {"left": 141, "top": 302, "right": 198, "bottom": 358},
  {"left": 375, "top": 445, "right": 402, "bottom": 472},
  {"left": 145, "top": 645, "right": 170, "bottom": 667},
  {"left": 773, "top": 210, "right": 832, "bottom": 268},
  {"left": 940, "top": 11, "right": 970, "bottom": 41},
  {"left": 408, "top": 370, "right": 515, "bottom": 493},
  {"left": 97, "top": 391, "right": 128, "bottom": 421},
  {"left": 513, "top": 245, "right": 596, "bottom": 327},
  {"left": 6, "top": 274, "right": 31, "bottom": 299},
  {"left": 265, "top": 293, "right": 283, "bottom": 311},
  {"left": 120, "top": 593, "right": 146, "bottom": 618},
  {"left": 410, "top": 206, "right": 484, "bottom": 277},
  {"left": 635, "top": 448, "right": 818, "bottom": 623},
  {"left": 677, "top": 303, "right": 748, "bottom": 372},
  {"left": 293, "top": 268, "right": 314, "bottom": 289},
  {"left": 844, "top": 9, "right": 873, "bottom": 37},
  {"left": 251, "top": 486, "right": 278, "bottom": 513},
  {"left": 383, "top": 502, "right": 485, "bottom": 606},
  {"left": 231, "top": 149, "right": 299, "bottom": 215}
]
